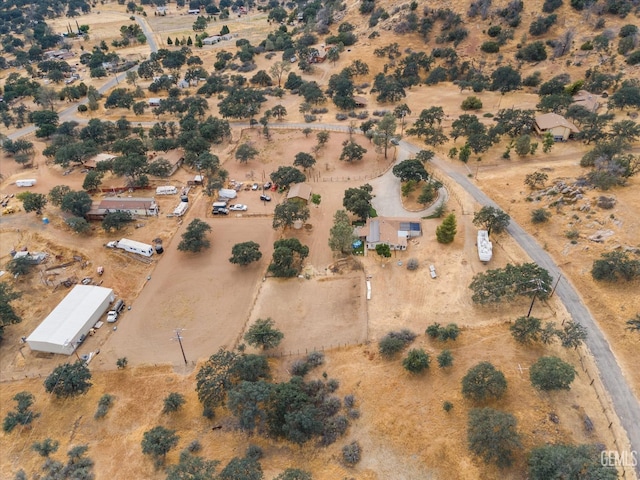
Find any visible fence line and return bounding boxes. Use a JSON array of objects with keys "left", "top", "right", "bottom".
[
  {"left": 267, "top": 342, "right": 369, "bottom": 359},
  {"left": 575, "top": 346, "right": 638, "bottom": 479}
]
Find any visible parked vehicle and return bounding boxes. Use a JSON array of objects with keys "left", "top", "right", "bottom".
[
  {"left": 173, "top": 201, "right": 189, "bottom": 217},
  {"left": 156, "top": 186, "right": 178, "bottom": 195},
  {"left": 228, "top": 204, "right": 248, "bottom": 211},
  {"left": 252, "top": 183, "right": 259, "bottom": 190},
  {"left": 260, "top": 194, "right": 271, "bottom": 202},
  {"left": 213, "top": 208, "right": 229, "bottom": 215},
  {"left": 107, "top": 239, "right": 154, "bottom": 257},
  {"left": 16, "top": 179, "right": 36, "bottom": 187},
  {"left": 263, "top": 182, "right": 272, "bottom": 189}
]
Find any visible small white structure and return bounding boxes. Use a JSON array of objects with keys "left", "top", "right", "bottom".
[
  {"left": 156, "top": 186, "right": 178, "bottom": 195},
  {"left": 218, "top": 188, "right": 237, "bottom": 200},
  {"left": 26, "top": 285, "right": 115, "bottom": 355},
  {"left": 477, "top": 230, "right": 493, "bottom": 262},
  {"left": 202, "top": 35, "right": 221, "bottom": 45},
  {"left": 114, "top": 238, "right": 154, "bottom": 257},
  {"left": 187, "top": 8, "right": 200, "bottom": 14},
  {"left": 16, "top": 179, "right": 36, "bottom": 187},
  {"left": 148, "top": 98, "right": 161, "bottom": 107},
  {"left": 173, "top": 201, "right": 189, "bottom": 217}
]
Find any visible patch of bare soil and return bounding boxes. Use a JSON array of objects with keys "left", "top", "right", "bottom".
[
  {"left": 479, "top": 155, "right": 640, "bottom": 399},
  {"left": 0, "top": 327, "right": 621, "bottom": 480}
]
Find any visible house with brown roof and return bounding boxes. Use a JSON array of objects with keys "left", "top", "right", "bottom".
[
  {"left": 572, "top": 90, "right": 600, "bottom": 113},
  {"left": 533, "top": 113, "right": 580, "bottom": 142},
  {"left": 353, "top": 96, "right": 368, "bottom": 108},
  {"left": 357, "top": 217, "right": 422, "bottom": 251},
  {"left": 84, "top": 153, "right": 116, "bottom": 169},
  {"left": 286, "top": 183, "right": 312, "bottom": 204}
]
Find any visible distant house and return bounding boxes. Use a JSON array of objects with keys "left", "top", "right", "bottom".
[
  {"left": 87, "top": 197, "right": 158, "bottom": 220},
  {"left": 533, "top": 113, "right": 580, "bottom": 142},
  {"left": 309, "top": 48, "right": 327, "bottom": 64},
  {"left": 84, "top": 153, "right": 116, "bottom": 170},
  {"left": 148, "top": 97, "right": 161, "bottom": 107},
  {"left": 353, "top": 96, "right": 368, "bottom": 108},
  {"left": 357, "top": 218, "right": 422, "bottom": 251},
  {"left": 202, "top": 35, "right": 221, "bottom": 45},
  {"left": 286, "top": 183, "right": 312, "bottom": 204},
  {"left": 572, "top": 90, "right": 600, "bottom": 113},
  {"left": 148, "top": 149, "right": 183, "bottom": 176}
]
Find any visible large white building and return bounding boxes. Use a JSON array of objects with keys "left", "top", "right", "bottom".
[{"left": 26, "top": 285, "right": 115, "bottom": 355}]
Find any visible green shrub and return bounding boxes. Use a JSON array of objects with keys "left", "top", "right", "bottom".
[
  {"left": 481, "top": 41, "right": 500, "bottom": 53},
  {"left": 402, "top": 348, "right": 431, "bottom": 374},
  {"left": 378, "top": 330, "right": 416, "bottom": 358}
]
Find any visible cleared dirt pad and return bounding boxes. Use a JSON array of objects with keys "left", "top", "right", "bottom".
[{"left": 246, "top": 272, "right": 368, "bottom": 354}]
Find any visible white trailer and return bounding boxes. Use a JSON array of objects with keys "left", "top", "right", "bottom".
[
  {"left": 219, "top": 188, "right": 237, "bottom": 200},
  {"left": 156, "top": 186, "right": 178, "bottom": 195},
  {"left": 16, "top": 179, "right": 37, "bottom": 187},
  {"left": 116, "top": 238, "right": 154, "bottom": 257},
  {"left": 477, "top": 230, "right": 493, "bottom": 262},
  {"left": 173, "top": 201, "right": 189, "bottom": 217}
]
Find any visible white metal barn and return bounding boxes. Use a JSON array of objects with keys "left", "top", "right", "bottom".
[{"left": 26, "top": 285, "right": 115, "bottom": 355}]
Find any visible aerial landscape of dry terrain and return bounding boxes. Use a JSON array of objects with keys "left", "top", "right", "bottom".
[{"left": 1, "top": 0, "right": 639, "bottom": 478}]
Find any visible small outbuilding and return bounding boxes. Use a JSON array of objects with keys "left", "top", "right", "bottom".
[
  {"left": 353, "top": 96, "right": 368, "bottom": 108},
  {"left": 286, "top": 182, "right": 312, "bottom": 204},
  {"left": 83, "top": 153, "right": 116, "bottom": 170},
  {"left": 533, "top": 113, "right": 580, "bottom": 142},
  {"left": 26, "top": 285, "right": 115, "bottom": 355}
]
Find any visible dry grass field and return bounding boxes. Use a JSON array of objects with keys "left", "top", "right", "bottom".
[{"left": 1, "top": 0, "right": 639, "bottom": 477}]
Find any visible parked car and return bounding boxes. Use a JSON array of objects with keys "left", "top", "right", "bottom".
[
  {"left": 260, "top": 194, "right": 271, "bottom": 202},
  {"left": 213, "top": 208, "right": 229, "bottom": 215},
  {"left": 390, "top": 137, "right": 400, "bottom": 146},
  {"left": 252, "top": 183, "right": 259, "bottom": 190},
  {"left": 228, "top": 204, "right": 248, "bottom": 211},
  {"left": 263, "top": 181, "right": 272, "bottom": 189},
  {"left": 429, "top": 265, "right": 437, "bottom": 279}
]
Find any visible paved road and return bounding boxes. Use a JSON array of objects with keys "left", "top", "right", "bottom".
[{"left": 400, "top": 138, "right": 640, "bottom": 473}]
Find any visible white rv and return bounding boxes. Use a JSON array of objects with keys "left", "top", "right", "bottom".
[
  {"left": 187, "top": 8, "right": 200, "bottom": 14},
  {"left": 156, "top": 186, "right": 178, "bottom": 195},
  {"left": 115, "top": 238, "right": 154, "bottom": 257},
  {"left": 477, "top": 230, "right": 493, "bottom": 262},
  {"left": 16, "top": 179, "right": 37, "bottom": 187},
  {"left": 173, "top": 201, "right": 189, "bottom": 217}
]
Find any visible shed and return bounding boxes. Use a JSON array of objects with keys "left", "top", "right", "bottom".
[
  {"left": 84, "top": 153, "right": 116, "bottom": 169},
  {"left": 202, "top": 36, "right": 221, "bottom": 45},
  {"left": 148, "top": 98, "right": 161, "bottom": 107},
  {"left": 353, "top": 96, "right": 368, "bottom": 108},
  {"left": 26, "top": 285, "right": 115, "bottom": 355},
  {"left": 533, "top": 113, "right": 580, "bottom": 141},
  {"left": 286, "top": 183, "right": 312, "bottom": 203}
]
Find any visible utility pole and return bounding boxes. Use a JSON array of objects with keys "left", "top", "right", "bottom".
[
  {"left": 172, "top": 328, "right": 188, "bottom": 365},
  {"left": 526, "top": 278, "right": 547, "bottom": 318}
]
